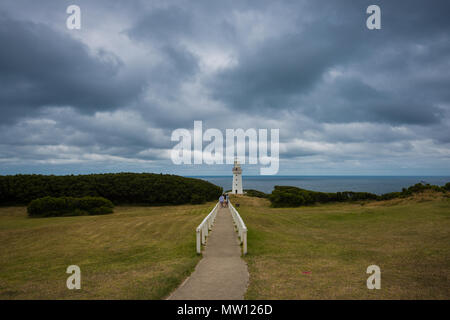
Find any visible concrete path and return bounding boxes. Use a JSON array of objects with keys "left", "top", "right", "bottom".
[{"left": 167, "top": 206, "right": 249, "bottom": 300}]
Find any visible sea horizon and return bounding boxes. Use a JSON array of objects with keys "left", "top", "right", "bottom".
[
  {"left": 189, "top": 175, "right": 450, "bottom": 195},
  {"left": 188, "top": 175, "right": 450, "bottom": 179}
]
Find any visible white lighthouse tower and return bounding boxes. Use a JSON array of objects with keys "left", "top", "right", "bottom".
[{"left": 232, "top": 158, "right": 243, "bottom": 194}]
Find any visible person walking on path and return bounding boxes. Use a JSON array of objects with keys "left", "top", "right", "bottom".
[
  {"left": 219, "top": 194, "right": 224, "bottom": 207},
  {"left": 224, "top": 193, "right": 229, "bottom": 207}
]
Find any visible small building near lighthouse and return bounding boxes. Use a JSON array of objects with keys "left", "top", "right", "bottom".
[{"left": 232, "top": 158, "right": 243, "bottom": 194}]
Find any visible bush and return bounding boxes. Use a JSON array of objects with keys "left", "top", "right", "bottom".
[
  {"left": 27, "top": 196, "right": 114, "bottom": 218},
  {"left": 244, "top": 189, "right": 269, "bottom": 198},
  {"left": 268, "top": 187, "right": 310, "bottom": 207}
]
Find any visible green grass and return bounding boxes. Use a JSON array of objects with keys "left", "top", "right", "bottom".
[
  {"left": 232, "top": 192, "right": 450, "bottom": 299},
  {"left": 0, "top": 203, "right": 215, "bottom": 299}
]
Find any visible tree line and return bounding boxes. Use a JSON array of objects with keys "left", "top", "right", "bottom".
[{"left": 0, "top": 173, "right": 223, "bottom": 206}]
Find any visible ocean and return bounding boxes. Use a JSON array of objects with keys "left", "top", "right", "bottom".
[{"left": 192, "top": 176, "right": 450, "bottom": 195}]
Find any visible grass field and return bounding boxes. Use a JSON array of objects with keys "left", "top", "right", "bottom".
[
  {"left": 231, "top": 192, "right": 450, "bottom": 299},
  {"left": 0, "top": 203, "right": 215, "bottom": 299},
  {"left": 1, "top": 193, "right": 449, "bottom": 300}
]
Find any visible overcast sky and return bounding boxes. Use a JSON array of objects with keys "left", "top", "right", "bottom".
[{"left": 0, "top": 0, "right": 449, "bottom": 176}]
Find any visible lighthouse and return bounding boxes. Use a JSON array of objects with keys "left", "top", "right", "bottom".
[{"left": 232, "top": 158, "right": 243, "bottom": 194}]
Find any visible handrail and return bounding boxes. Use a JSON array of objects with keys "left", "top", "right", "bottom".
[
  {"left": 228, "top": 200, "right": 248, "bottom": 255},
  {"left": 196, "top": 202, "right": 220, "bottom": 254}
]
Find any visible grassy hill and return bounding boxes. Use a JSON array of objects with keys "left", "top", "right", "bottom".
[{"left": 231, "top": 191, "right": 450, "bottom": 299}]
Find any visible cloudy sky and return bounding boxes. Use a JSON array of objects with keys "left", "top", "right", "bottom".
[{"left": 0, "top": 0, "right": 449, "bottom": 176}]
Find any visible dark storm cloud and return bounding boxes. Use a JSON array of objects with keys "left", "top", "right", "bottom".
[
  {"left": 381, "top": 0, "right": 450, "bottom": 41},
  {"left": 296, "top": 77, "right": 446, "bottom": 125},
  {"left": 206, "top": 1, "right": 364, "bottom": 110},
  {"left": 209, "top": 30, "right": 360, "bottom": 111},
  {"left": 0, "top": 13, "right": 143, "bottom": 123},
  {"left": 207, "top": 0, "right": 450, "bottom": 125},
  {"left": 127, "top": 6, "right": 193, "bottom": 44},
  {"left": 154, "top": 44, "right": 200, "bottom": 88}
]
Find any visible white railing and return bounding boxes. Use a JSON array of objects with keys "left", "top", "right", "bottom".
[
  {"left": 196, "top": 202, "right": 220, "bottom": 254},
  {"left": 229, "top": 200, "right": 248, "bottom": 255}
]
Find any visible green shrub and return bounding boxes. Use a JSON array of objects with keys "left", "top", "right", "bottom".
[
  {"left": 244, "top": 189, "right": 269, "bottom": 198},
  {"left": 27, "top": 196, "right": 114, "bottom": 218}
]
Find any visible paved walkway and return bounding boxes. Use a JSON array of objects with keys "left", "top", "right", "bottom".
[{"left": 167, "top": 206, "right": 249, "bottom": 300}]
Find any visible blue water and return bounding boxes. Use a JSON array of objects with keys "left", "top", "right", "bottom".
[{"left": 191, "top": 176, "right": 450, "bottom": 195}]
